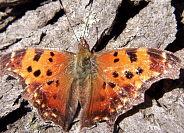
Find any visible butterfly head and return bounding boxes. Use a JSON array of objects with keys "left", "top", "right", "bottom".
[{"left": 79, "top": 37, "right": 90, "bottom": 51}]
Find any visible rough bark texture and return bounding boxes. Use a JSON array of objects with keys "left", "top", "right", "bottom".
[{"left": 0, "top": 0, "right": 183, "bottom": 132}]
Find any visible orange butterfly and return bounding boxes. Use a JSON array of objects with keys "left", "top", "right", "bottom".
[
  {"left": 0, "top": 0, "right": 182, "bottom": 132},
  {"left": 0, "top": 36, "right": 182, "bottom": 132}
]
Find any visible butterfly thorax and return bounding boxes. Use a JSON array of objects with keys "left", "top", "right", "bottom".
[{"left": 75, "top": 38, "right": 92, "bottom": 78}]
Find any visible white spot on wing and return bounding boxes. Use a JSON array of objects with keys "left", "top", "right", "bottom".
[
  {"left": 11, "top": 52, "right": 16, "bottom": 58},
  {"left": 10, "top": 52, "right": 16, "bottom": 62},
  {"left": 162, "top": 52, "right": 166, "bottom": 59}
]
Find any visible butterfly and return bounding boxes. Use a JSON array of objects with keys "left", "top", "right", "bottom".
[
  {"left": 0, "top": 0, "right": 182, "bottom": 132},
  {"left": 0, "top": 36, "right": 182, "bottom": 132}
]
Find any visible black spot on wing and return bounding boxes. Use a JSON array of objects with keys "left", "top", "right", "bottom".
[
  {"left": 108, "top": 82, "right": 116, "bottom": 89},
  {"left": 125, "top": 71, "right": 134, "bottom": 79},
  {"left": 50, "top": 52, "right": 54, "bottom": 56},
  {"left": 102, "top": 82, "right": 106, "bottom": 89},
  {"left": 113, "top": 71, "right": 119, "bottom": 78},
  {"left": 34, "top": 70, "right": 41, "bottom": 77},
  {"left": 126, "top": 49, "right": 137, "bottom": 63},
  {"left": 46, "top": 70, "right": 52, "bottom": 76},
  {"left": 56, "top": 80, "right": 59, "bottom": 87},
  {"left": 114, "top": 58, "right": 119, "bottom": 63},
  {"left": 136, "top": 67, "right": 143, "bottom": 75},
  {"left": 48, "top": 58, "right": 53, "bottom": 62},
  {"left": 27, "top": 66, "right": 32, "bottom": 72},
  {"left": 113, "top": 52, "right": 118, "bottom": 57},
  {"left": 34, "top": 49, "right": 44, "bottom": 62},
  {"left": 47, "top": 81, "right": 54, "bottom": 85}
]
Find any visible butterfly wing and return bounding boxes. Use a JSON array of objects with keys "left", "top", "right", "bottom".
[
  {"left": 0, "top": 49, "right": 77, "bottom": 131},
  {"left": 80, "top": 48, "right": 181, "bottom": 131}
]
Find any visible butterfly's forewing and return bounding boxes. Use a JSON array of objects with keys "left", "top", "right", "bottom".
[
  {"left": 0, "top": 49, "right": 78, "bottom": 131},
  {"left": 80, "top": 48, "right": 182, "bottom": 131}
]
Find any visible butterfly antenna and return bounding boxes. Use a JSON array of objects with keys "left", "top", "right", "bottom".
[
  {"left": 58, "top": 0, "right": 79, "bottom": 43},
  {"left": 83, "top": 0, "right": 93, "bottom": 38}
]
